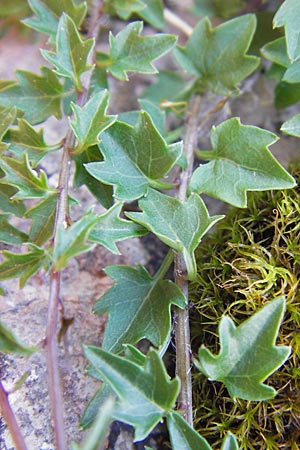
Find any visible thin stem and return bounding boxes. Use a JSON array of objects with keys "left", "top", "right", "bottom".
[
  {"left": 45, "top": 4, "right": 103, "bottom": 449},
  {"left": 0, "top": 381, "right": 28, "bottom": 450},
  {"left": 174, "top": 94, "right": 202, "bottom": 426},
  {"left": 164, "top": 8, "right": 193, "bottom": 37},
  {"left": 153, "top": 249, "right": 174, "bottom": 281}
]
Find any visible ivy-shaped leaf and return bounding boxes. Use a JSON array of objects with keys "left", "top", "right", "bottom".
[
  {"left": 167, "top": 411, "right": 212, "bottom": 450},
  {"left": 0, "top": 321, "right": 36, "bottom": 354},
  {"left": 281, "top": 113, "right": 300, "bottom": 137},
  {"left": 0, "top": 106, "right": 16, "bottom": 152},
  {"left": 137, "top": 0, "right": 164, "bottom": 29},
  {"left": 24, "top": 193, "right": 58, "bottom": 246},
  {"left": 41, "top": 14, "right": 94, "bottom": 90},
  {"left": 73, "top": 145, "right": 113, "bottom": 209},
  {"left": 0, "top": 213, "right": 28, "bottom": 245},
  {"left": 127, "top": 189, "right": 223, "bottom": 280},
  {"left": 23, "top": 0, "right": 87, "bottom": 43},
  {"left": 89, "top": 202, "right": 147, "bottom": 254},
  {"left": 190, "top": 117, "right": 296, "bottom": 208},
  {"left": 0, "top": 154, "right": 54, "bottom": 199},
  {"left": 0, "top": 67, "right": 64, "bottom": 124},
  {"left": 100, "top": 21, "right": 176, "bottom": 80},
  {"left": 53, "top": 212, "right": 98, "bottom": 270},
  {"left": 93, "top": 262, "right": 186, "bottom": 353},
  {"left": 174, "top": 14, "right": 259, "bottom": 94},
  {"left": 4, "top": 119, "right": 61, "bottom": 166},
  {"left": 273, "top": 0, "right": 300, "bottom": 63},
  {"left": 0, "top": 244, "right": 49, "bottom": 288},
  {"left": 85, "top": 112, "right": 182, "bottom": 201},
  {"left": 70, "top": 90, "right": 117, "bottom": 154},
  {"left": 0, "top": 184, "right": 26, "bottom": 217},
  {"left": 195, "top": 297, "right": 291, "bottom": 401},
  {"left": 84, "top": 346, "right": 179, "bottom": 441}
]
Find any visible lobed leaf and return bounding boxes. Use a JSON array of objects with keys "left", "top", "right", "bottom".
[
  {"left": 23, "top": 0, "right": 87, "bottom": 43},
  {"left": 190, "top": 117, "right": 296, "bottom": 207},
  {"left": 24, "top": 194, "right": 58, "bottom": 246},
  {"left": 102, "top": 21, "right": 176, "bottom": 80},
  {"left": 273, "top": 0, "right": 300, "bottom": 63},
  {"left": 89, "top": 202, "right": 147, "bottom": 255},
  {"left": 0, "top": 213, "right": 28, "bottom": 245},
  {"left": 84, "top": 346, "right": 180, "bottom": 441},
  {"left": 93, "top": 263, "right": 186, "bottom": 353},
  {"left": 195, "top": 297, "right": 291, "bottom": 401},
  {"left": 0, "top": 106, "right": 16, "bottom": 152},
  {"left": 70, "top": 90, "right": 117, "bottom": 154},
  {"left": 41, "top": 14, "right": 94, "bottom": 90},
  {"left": 127, "top": 189, "right": 223, "bottom": 280},
  {"left": 281, "top": 113, "right": 300, "bottom": 137},
  {"left": 85, "top": 112, "right": 182, "bottom": 201},
  {"left": 0, "top": 67, "right": 64, "bottom": 124},
  {"left": 167, "top": 411, "right": 212, "bottom": 450},
  {"left": 174, "top": 14, "right": 259, "bottom": 94}
]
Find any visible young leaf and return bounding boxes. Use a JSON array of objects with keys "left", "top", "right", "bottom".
[
  {"left": 24, "top": 194, "right": 58, "bottom": 246},
  {"left": 84, "top": 346, "right": 180, "bottom": 441},
  {"left": 89, "top": 202, "right": 147, "bottom": 254},
  {"left": 0, "top": 106, "right": 16, "bottom": 152},
  {"left": 0, "top": 321, "right": 36, "bottom": 354},
  {"left": 73, "top": 145, "right": 113, "bottom": 209},
  {"left": 4, "top": 119, "right": 61, "bottom": 166},
  {"left": 0, "top": 244, "right": 49, "bottom": 288},
  {"left": 0, "top": 213, "right": 28, "bottom": 245},
  {"left": 0, "top": 67, "right": 64, "bottom": 124},
  {"left": 174, "top": 15, "right": 259, "bottom": 94},
  {"left": 273, "top": 0, "right": 300, "bottom": 63},
  {"left": 85, "top": 112, "right": 182, "bottom": 201},
  {"left": 93, "top": 262, "right": 186, "bottom": 353},
  {"left": 0, "top": 154, "right": 54, "bottom": 199},
  {"left": 281, "top": 113, "right": 300, "bottom": 137},
  {"left": 102, "top": 21, "right": 176, "bottom": 80},
  {"left": 70, "top": 90, "right": 116, "bottom": 154},
  {"left": 127, "top": 189, "right": 223, "bottom": 280},
  {"left": 190, "top": 117, "right": 296, "bottom": 208},
  {"left": 221, "top": 433, "right": 239, "bottom": 450},
  {"left": 167, "top": 411, "right": 212, "bottom": 450},
  {"left": 53, "top": 213, "right": 98, "bottom": 270},
  {"left": 195, "top": 297, "right": 291, "bottom": 401},
  {"left": 23, "top": 0, "right": 87, "bottom": 43},
  {"left": 41, "top": 14, "right": 94, "bottom": 90}
]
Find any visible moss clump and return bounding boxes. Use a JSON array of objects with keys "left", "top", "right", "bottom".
[{"left": 190, "top": 167, "right": 300, "bottom": 450}]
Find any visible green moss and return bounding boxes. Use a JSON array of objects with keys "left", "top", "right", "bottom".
[{"left": 190, "top": 167, "right": 300, "bottom": 449}]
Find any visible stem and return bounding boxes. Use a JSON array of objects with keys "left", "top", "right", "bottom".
[
  {"left": 164, "top": 8, "right": 193, "bottom": 37},
  {"left": 174, "top": 95, "right": 202, "bottom": 426},
  {"left": 45, "top": 4, "right": 103, "bottom": 449},
  {"left": 153, "top": 249, "right": 174, "bottom": 281},
  {"left": 0, "top": 381, "right": 28, "bottom": 450}
]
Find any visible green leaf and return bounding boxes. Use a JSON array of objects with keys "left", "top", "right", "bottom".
[
  {"left": 174, "top": 15, "right": 259, "bottom": 94},
  {"left": 103, "top": 0, "right": 145, "bottom": 20},
  {"left": 23, "top": 0, "right": 87, "bottom": 43},
  {"left": 221, "top": 433, "right": 239, "bottom": 450},
  {"left": 0, "top": 0, "right": 30, "bottom": 19},
  {"left": 0, "top": 321, "right": 36, "bottom": 354},
  {"left": 89, "top": 202, "right": 147, "bottom": 254},
  {"left": 0, "top": 67, "right": 64, "bottom": 124},
  {"left": 53, "top": 212, "right": 97, "bottom": 270},
  {"left": 73, "top": 145, "right": 113, "bottom": 209},
  {"left": 0, "top": 184, "right": 26, "bottom": 217},
  {"left": 261, "top": 37, "right": 290, "bottom": 68},
  {"left": 70, "top": 90, "right": 116, "bottom": 154},
  {"left": 41, "top": 14, "right": 94, "bottom": 90},
  {"left": 0, "top": 244, "right": 49, "bottom": 288},
  {"left": 4, "top": 119, "right": 61, "bottom": 166},
  {"left": 283, "top": 60, "right": 300, "bottom": 83},
  {"left": 274, "top": 80, "right": 300, "bottom": 108},
  {"left": 85, "top": 112, "right": 182, "bottom": 201},
  {"left": 137, "top": 0, "right": 165, "bottom": 29},
  {"left": 192, "top": 0, "right": 245, "bottom": 19},
  {"left": 281, "top": 113, "right": 300, "bottom": 137},
  {"left": 93, "top": 262, "right": 186, "bottom": 353},
  {"left": 127, "top": 189, "right": 223, "bottom": 280},
  {"left": 0, "top": 154, "right": 54, "bottom": 199},
  {"left": 273, "top": 0, "right": 300, "bottom": 63},
  {"left": 141, "top": 70, "right": 188, "bottom": 106},
  {"left": 84, "top": 347, "right": 180, "bottom": 441},
  {"left": 103, "top": 21, "right": 176, "bottom": 80},
  {"left": 190, "top": 117, "right": 296, "bottom": 208},
  {"left": 0, "top": 106, "right": 16, "bottom": 152},
  {"left": 167, "top": 411, "right": 212, "bottom": 450},
  {"left": 0, "top": 213, "right": 28, "bottom": 245},
  {"left": 195, "top": 297, "right": 291, "bottom": 401},
  {"left": 24, "top": 194, "right": 58, "bottom": 246},
  {"left": 71, "top": 397, "right": 114, "bottom": 450}
]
